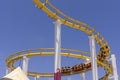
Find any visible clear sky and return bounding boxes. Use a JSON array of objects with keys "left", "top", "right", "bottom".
[{"left": 0, "top": 0, "right": 120, "bottom": 80}]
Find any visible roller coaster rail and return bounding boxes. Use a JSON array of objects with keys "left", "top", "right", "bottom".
[
  {"left": 5, "top": 0, "right": 119, "bottom": 80},
  {"left": 6, "top": 48, "right": 111, "bottom": 79},
  {"left": 32, "top": 0, "right": 112, "bottom": 79}
]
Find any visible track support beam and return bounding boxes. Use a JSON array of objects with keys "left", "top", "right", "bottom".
[
  {"left": 54, "top": 19, "right": 61, "bottom": 80},
  {"left": 34, "top": 76, "right": 40, "bottom": 80},
  {"left": 109, "top": 54, "right": 118, "bottom": 80},
  {"left": 81, "top": 73, "right": 85, "bottom": 80},
  {"left": 89, "top": 35, "right": 98, "bottom": 80},
  {"left": 22, "top": 56, "right": 29, "bottom": 75}
]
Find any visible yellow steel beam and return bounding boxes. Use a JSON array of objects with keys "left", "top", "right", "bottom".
[
  {"left": 32, "top": 0, "right": 112, "bottom": 79},
  {"left": 5, "top": 0, "right": 112, "bottom": 79},
  {"left": 6, "top": 48, "right": 111, "bottom": 78}
]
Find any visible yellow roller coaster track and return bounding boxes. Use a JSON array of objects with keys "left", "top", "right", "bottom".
[
  {"left": 6, "top": 0, "right": 112, "bottom": 80},
  {"left": 6, "top": 48, "right": 111, "bottom": 80},
  {"left": 31, "top": 0, "right": 112, "bottom": 79}
]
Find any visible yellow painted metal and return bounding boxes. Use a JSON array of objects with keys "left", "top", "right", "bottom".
[
  {"left": 31, "top": 0, "right": 112, "bottom": 79},
  {"left": 6, "top": 48, "right": 112, "bottom": 79},
  {"left": 6, "top": 48, "right": 89, "bottom": 77},
  {"left": 5, "top": 0, "right": 112, "bottom": 79}
]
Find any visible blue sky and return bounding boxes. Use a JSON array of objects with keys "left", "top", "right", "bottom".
[{"left": 0, "top": 0, "right": 120, "bottom": 80}]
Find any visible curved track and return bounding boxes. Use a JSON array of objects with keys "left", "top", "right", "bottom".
[
  {"left": 6, "top": 48, "right": 89, "bottom": 76},
  {"left": 6, "top": 48, "right": 111, "bottom": 80},
  {"left": 6, "top": 0, "right": 113, "bottom": 80},
  {"left": 31, "top": 0, "right": 112, "bottom": 79}
]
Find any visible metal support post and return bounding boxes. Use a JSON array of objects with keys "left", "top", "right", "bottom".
[
  {"left": 6, "top": 67, "right": 11, "bottom": 75},
  {"left": 111, "top": 54, "right": 118, "bottom": 80},
  {"left": 34, "top": 76, "right": 40, "bottom": 80},
  {"left": 80, "top": 73, "right": 85, "bottom": 80},
  {"left": 54, "top": 19, "right": 61, "bottom": 80},
  {"left": 22, "top": 56, "right": 29, "bottom": 75},
  {"left": 89, "top": 35, "right": 98, "bottom": 80}
]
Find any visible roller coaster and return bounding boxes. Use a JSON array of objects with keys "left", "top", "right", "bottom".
[{"left": 5, "top": 0, "right": 118, "bottom": 80}]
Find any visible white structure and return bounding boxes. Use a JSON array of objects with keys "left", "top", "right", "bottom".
[
  {"left": 80, "top": 58, "right": 91, "bottom": 80},
  {"left": 34, "top": 76, "right": 40, "bottom": 80},
  {"left": 54, "top": 19, "right": 61, "bottom": 73},
  {"left": 89, "top": 36, "right": 98, "bottom": 80},
  {"left": 22, "top": 56, "right": 29, "bottom": 75},
  {"left": 3, "top": 67, "right": 29, "bottom": 80},
  {"left": 81, "top": 73, "right": 85, "bottom": 80},
  {"left": 109, "top": 54, "right": 118, "bottom": 80}
]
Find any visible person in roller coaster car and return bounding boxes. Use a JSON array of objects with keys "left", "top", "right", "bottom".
[
  {"left": 67, "top": 66, "right": 71, "bottom": 73},
  {"left": 61, "top": 66, "right": 71, "bottom": 73},
  {"left": 72, "top": 65, "right": 78, "bottom": 72},
  {"left": 100, "top": 45, "right": 109, "bottom": 57}
]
